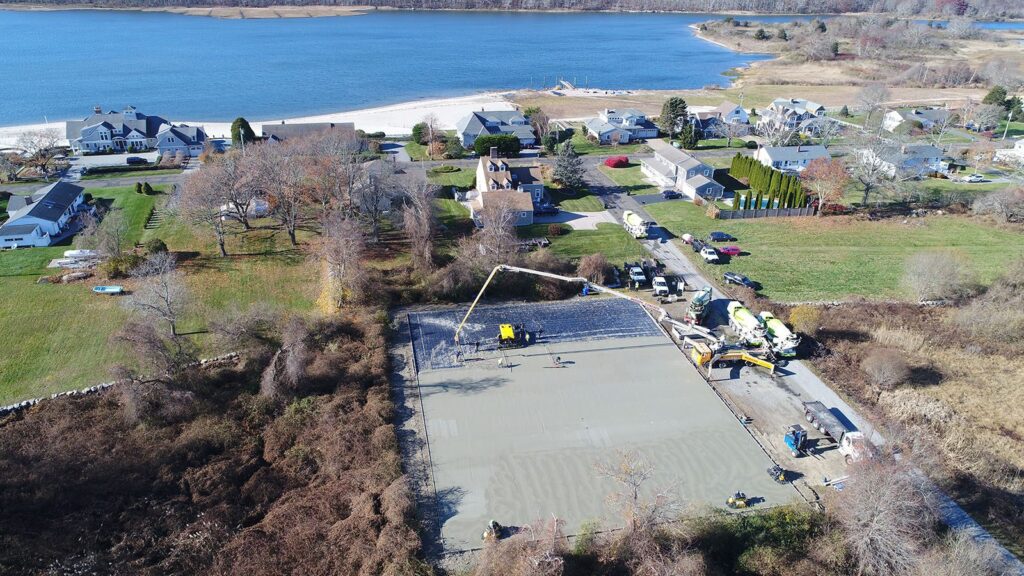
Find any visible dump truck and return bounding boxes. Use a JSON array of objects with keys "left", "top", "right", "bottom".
[
  {"left": 758, "top": 311, "right": 800, "bottom": 358},
  {"left": 726, "top": 301, "right": 765, "bottom": 347},
  {"left": 803, "top": 401, "right": 872, "bottom": 464},
  {"left": 686, "top": 286, "right": 713, "bottom": 324},
  {"left": 622, "top": 210, "right": 650, "bottom": 239}
]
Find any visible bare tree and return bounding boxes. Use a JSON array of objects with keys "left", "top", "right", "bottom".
[
  {"left": 248, "top": 141, "right": 307, "bottom": 246},
  {"left": 802, "top": 157, "right": 851, "bottom": 212},
  {"left": 849, "top": 134, "right": 901, "bottom": 204},
  {"left": 712, "top": 119, "right": 750, "bottom": 147},
  {"left": 927, "top": 110, "right": 959, "bottom": 146},
  {"left": 181, "top": 166, "right": 231, "bottom": 256},
  {"left": 860, "top": 348, "right": 910, "bottom": 391},
  {"left": 577, "top": 253, "right": 610, "bottom": 283},
  {"left": 902, "top": 250, "right": 976, "bottom": 301},
  {"left": 973, "top": 103, "right": 1005, "bottom": 132},
  {"left": 0, "top": 153, "right": 21, "bottom": 182},
  {"left": 303, "top": 131, "right": 362, "bottom": 227},
  {"left": 113, "top": 320, "right": 198, "bottom": 381},
  {"left": 474, "top": 517, "right": 566, "bottom": 576},
  {"left": 422, "top": 113, "right": 442, "bottom": 144},
  {"left": 758, "top": 120, "right": 799, "bottom": 147},
  {"left": 316, "top": 214, "right": 367, "bottom": 309},
  {"left": 76, "top": 209, "right": 130, "bottom": 258},
  {"left": 402, "top": 181, "right": 438, "bottom": 275},
  {"left": 127, "top": 252, "right": 187, "bottom": 337},
  {"left": 17, "top": 128, "right": 62, "bottom": 181},
  {"left": 917, "top": 528, "right": 1018, "bottom": 576},
  {"left": 353, "top": 158, "right": 404, "bottom": 243},
  {"left": 474, "top": 195, "right": 520, "bottom": 266},
  {"left": 858, "top": 83, "right": 891, "bottom": 127},
  {"left": 833, "top": 458, "right": 936, "bottom": 576},
  {"left": 210, "top": 151, "right": 258, "bottom": 230}
]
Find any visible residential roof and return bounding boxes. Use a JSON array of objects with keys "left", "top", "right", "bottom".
[
  {"left": 678, "top": 156, "right": 705, "bottom": 171},
  {"left": 608, "top": 108, "right": 645, "bottom": 118},
  {"left": 66, "top": 106, "right": 168, "bottom": 140},
  {"left": 901, "top": 144, "right": 944, "bottom": 159},
  {"left": 262, "top": 121, "right": 357, "bottom": 141},
  {"left": 0, "top": 223, "right": 41, "bottom": 237},
  {"left": 899, "top": 108, "right": 950, "bottom": 124},
  {"left": 456, "top": 111, "right": 533, "bottom": 140},
  {"left": 770, "top": 98, "right": 825, "bottom": 116},
  {"left": 479, "top": 190, "right": 535, "bottom": 212},
  {"left": 686, "top": 174, "right": 717, "bottom": 189},
  {"left": 712, "top": 101, "right": 740, "bottom": 115},
  {"left": 759, "top": 145, "right": 829, "bottom": 163},
  {"left": 159, "top": 124, "right": 207, "bottom": 146},
  {"left": 6, "top": 182, "right": 84, "bottom": 224},
  {"left": 585, "top": 118, "right": 620, "bottom": 136}
]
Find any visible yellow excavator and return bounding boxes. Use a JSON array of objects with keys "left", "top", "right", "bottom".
[{"left": 683, "top": 337, "right": 776, "bottom": 375}]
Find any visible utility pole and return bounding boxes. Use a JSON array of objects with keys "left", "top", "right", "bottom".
[{"left": 1002, "top": 109, "right": 1014, "bottom": 140}]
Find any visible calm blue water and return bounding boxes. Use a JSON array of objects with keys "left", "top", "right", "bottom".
[{"left": 0, "top": 10, "right": 784, "bottom": 126}]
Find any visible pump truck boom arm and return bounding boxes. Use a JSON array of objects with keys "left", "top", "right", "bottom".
[{"left": 453, "top": 264, "right": 718, "bottom": 345}]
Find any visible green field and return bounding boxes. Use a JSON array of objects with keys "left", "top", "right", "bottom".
[
  {"left": 694, "top": 137, "right": 749, "bottom": 150},
  {"left": 519, "top": 222, "right": 645, "bottom": 263},
  {"left": 80, "top": 168, "right": 183, "bottom": 181},
  {"left": 996, "top": 121, "right": 1024, "bottom": 139},
  {"left": 0, "top": 186, "right": 321, "bottom": 404},
  {"left": 427, "top": 166, "right": 476, "bottom": 190},
  {"left": 598, "top": 164, "right": 660, "bottom": 196},
  {"left": 567, "top": 126, "right": 652, "bottom": 156},
  {"left": 549, "top": 187, "right": 604, "bottom": 212},
  {"left": 645, "top": 201, "right": 1024, "bottom": 302}
]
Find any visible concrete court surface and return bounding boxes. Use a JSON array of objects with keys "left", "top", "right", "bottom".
[{"left": 410, "top": 301, "right": 800, "bottom": 552}]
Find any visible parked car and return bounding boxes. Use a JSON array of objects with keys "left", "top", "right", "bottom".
[
  {"left": 700, "top": 246, "right": 720, "bottom": 264},
  {"left": 691, "top": 238, "right": 707, "bottom": 253},
  {"left": 723, "top": 271, "right": 755, "bottom": 288},
  {"left": 652, "top": 276, "right": 670, "bottom": 296},
  {"left": 718, "top": 246, "right": 741, "bottom": 256},
  {"left": 707, "top": 231, "right": 736, "bottom": 242},
  {"left": 534, "top": 205, "right": 559, "bottom": 216},
  {"left": 126, "top": 156, "right": 147, "bottom": 166},
  {"left": 963, "top": 173, "right": 984, "bottom": 183},
  {"left": 661, "top": 189, "right": 682, "bottom": 200}
]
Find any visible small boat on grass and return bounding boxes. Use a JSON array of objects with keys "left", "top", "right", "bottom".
[{"left": 92, "top": 285, "right": 124, "bottom": 295}]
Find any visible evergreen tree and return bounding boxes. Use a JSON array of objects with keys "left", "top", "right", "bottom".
[
  {"left": 754, "top": 28, "right": 770, "bottom": 40},
  {"left": 754, "top": 190, "right": 764, "bottom": 210},
  {"left": 680, "top": 124, "right": 700, "bottom": 150},
  {"left": 134, "top": 181, "right": 143, "bottom": 194},
  {"left": 743, "top": 193, "right": 751, "bottom": 210},
  {"left": 839, "top": 105, "right": 850, "bottom": 117},
  {"left": 142, "top": 182, "right": 154, "bottom": 195},
  {"left": 732, "top": 193, "right": 741, "bottom": 210},
  {"left": 230, "top": 117, "right": 257, "bottom": 148},
  {"left": 659, "top": 97, "right": 689, "bottom": 140},
  {"left": 768, "top": 170, "right": 782, "bottom": 196},
  {"left": 553, "top": 140, "right": 585, "bottom": 192},
  {"left": 767, "top": 189, "right": 776, "bottom": 210},
  {"left": 982, "top": 86, "right": 1008, "bottom": 107}
]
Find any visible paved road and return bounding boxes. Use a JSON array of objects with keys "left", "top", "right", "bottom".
[{"left": 584, "top": 161, "right": 1024, "bottom": 572}]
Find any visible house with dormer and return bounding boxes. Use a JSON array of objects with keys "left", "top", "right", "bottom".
[
  {"left": 691, "top": 101, "right": 751, "bottom": 138},
  {"left": 0, "top": 182, "right": 88, "bottom": 248},
  {"left": 640, "top": 142, "right": 724, "bottom": 199},
  {"left": 66, "top": 106, "right": 171, "bottom": 154},
  {"left": 456, "top": 111, "right": 536, "bottom": 148},
  {"left": 584, "top": 108, "right": 659, "bottom": 144},
  {"left": 155, "top": 124, "right": 208, "bottom": 157},
  {"left": 757, "top": 98, "right": 827, "bottom": 134},
  {"left": 469, "top": 147, "right": 544, "bottom": 226}
]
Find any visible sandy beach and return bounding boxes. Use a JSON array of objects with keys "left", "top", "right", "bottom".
[{"left": 0, "top": 91, "right": 517, "bottom": 148}]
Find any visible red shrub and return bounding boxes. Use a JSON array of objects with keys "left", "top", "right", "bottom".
[{"left": 604, "top": 156, "right": 630, "bottom": 168}]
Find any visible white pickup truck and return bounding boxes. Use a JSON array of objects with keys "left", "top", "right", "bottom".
[{"left": 699, "top": 246, "right": 720, "bottom": 263}]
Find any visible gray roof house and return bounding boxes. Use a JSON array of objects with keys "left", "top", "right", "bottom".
[
  {"left": 67, "top": 106, "right": 170, "bottom": 154},
  {"left": 455, "top": 111, "right": 536, "bottom": 148},
  {"left": 757, "top": 98, "right": 827, "bottom": 133},
  {"left": 262, "top": 121, "right": 359, "bottom": 143},
  {"left": 754, "top": 144, "right": 830, "bottom": 172},
  {"left": 882, "top": 108, "right": 952, "bottom": 133},
  {"left": 584, "top": 108, "right": 659, "bottom": 144},
  {"left": 861, "top": 144, "right": 948, "bottom": 178},
  {"left": 640, "top": 143, "right": 725, "bottom": 200},
  {"left": 0, "top": 182, "right": 87, "bottom": 248},
  {"left": 155, "top": 124, "right": 208, "bottom": 158}
]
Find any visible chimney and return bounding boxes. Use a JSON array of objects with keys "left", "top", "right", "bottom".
[
  {"left": 490, "top": 146, "right": 498, "bottom": 159},
  {"left": 93, "top": 105, "right": 102, "bottom": 114}
]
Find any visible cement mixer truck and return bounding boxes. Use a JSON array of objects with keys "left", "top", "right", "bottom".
[
  {"left": 622, "top": 210, "right": 650, "bottom": 239},
  {"left": 727, "top": 301, "right": 765, "bottom": 347},
  {"left": 758, "top": 311, "right": 800, "bottom": 358},
  {"left": 686, "top": 286, "right": 713, "bottom": 324}
]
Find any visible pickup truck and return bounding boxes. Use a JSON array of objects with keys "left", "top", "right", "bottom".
[
  {"left": 627, "top": 265, "right": 647, "bottom": 286},
  {"left": 699, "top": 246, "right": 720, "bottom": 263}
]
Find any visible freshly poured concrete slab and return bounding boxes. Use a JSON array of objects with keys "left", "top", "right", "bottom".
[{"left": 410, "top": 300, "right": 800, "bottom": 552}]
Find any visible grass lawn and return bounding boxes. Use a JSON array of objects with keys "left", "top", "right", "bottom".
[
  {"left": 694, "top": 138, "right": 749, "bottom": 150},
  {"left": 568, "top": 127, "right": 651, "bottom": 156},
  {"left": 548, "top": 187, "right": 604, "bottom": 212},
  {"left": 598, "top": 164, "right": 660, "bottom": 196},
  {"left": 0, "top": 186, "right": 325, "bottom": 404},
  {"left": 996, "top": 121, "right": 1024, "bottom": 139},
  {"left": 80, "top": 168, "right": 183, "bottom": 181},
  {"left": 842, "top": 177, "right": 1007, "bottom": 205},
  {"left": 427, "top": 166, "right": 476, "bottom": 190},
  {"left": 404, "top": 141, "right": 430, "bottom": 161},
  {"left": 519, "top": 222, "right": 645, "bottom": 263},
  {"left": 645, "top": 201, "right": 1024, "bottom": 302}
]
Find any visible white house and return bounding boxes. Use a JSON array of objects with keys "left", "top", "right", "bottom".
[
  {"left": 155, "top": 124, "right": 207, "bottom": 158},
  {"left": 0, "top": 182, "right": 87, "bottom": 248},
  {"left": 455, "top": 111, "right": 536, "bottom": 148},
  {"left": 994, "top": 139, "right": 1024, "bottom": 164},
  {"left": 583, "top": 108, "right": 659, "bottom": 144},
  {"left": 882, "top": 108, "right": 951, "bottom": 133},
  {"left": 859, "top": 144, "right": 947, "bottom": 178},
  {"left": 468, "top": 147, "right": 543, "bottom": 226},
  {"left": 692, "top": 101, "right": 751, "bottom": 138},
  {"left": 757, "top": 98, "right": 826, "bottom": 134},
  {"left": 754, "top": 145, "right": 830, "bottom": 172},
  {"left": 640, "top": 143, "right": 724, "bottom": 199}
]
